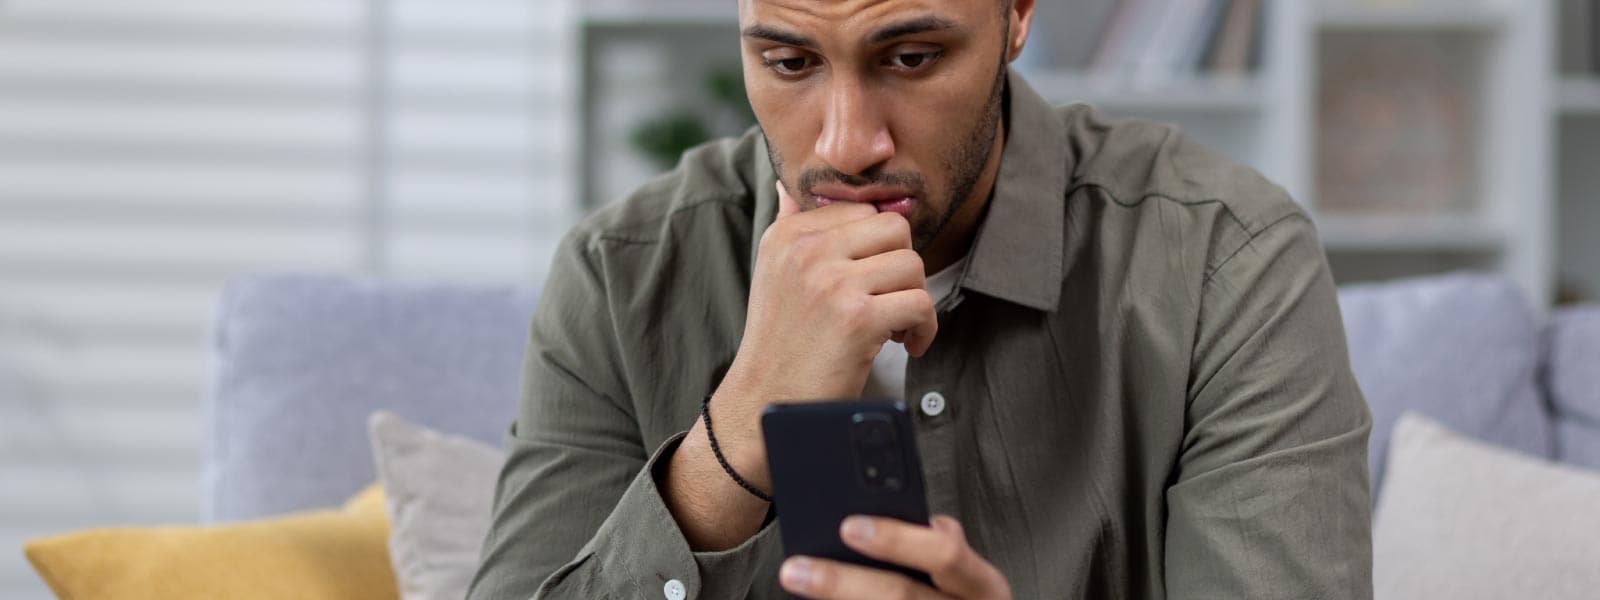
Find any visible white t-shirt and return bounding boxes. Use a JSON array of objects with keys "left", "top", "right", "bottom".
[{"left": 861, "top": 255, "right": 967, "bottom": 401}]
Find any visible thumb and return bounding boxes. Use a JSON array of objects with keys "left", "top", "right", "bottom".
[{"left": 775, "top": 181, "right": 800, "bottom": 218}]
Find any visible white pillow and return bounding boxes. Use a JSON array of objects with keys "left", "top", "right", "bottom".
[
  {"left": 1373, "top": 413, "right": 1600, "bottom": 600},
  {"left": 368, "top": 411, "right": 506, "bottom": 600}
]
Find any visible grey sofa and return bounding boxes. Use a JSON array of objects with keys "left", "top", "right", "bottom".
[{"left": 201, "top": 272, "right": 1600, "bottom": 523}]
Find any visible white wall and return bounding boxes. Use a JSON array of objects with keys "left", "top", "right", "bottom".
[{"left": 0, "top": 1, "right": 574, "bottom": 597}]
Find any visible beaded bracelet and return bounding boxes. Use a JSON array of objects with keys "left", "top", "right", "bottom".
[{"left": 701, "top": 395, "right": 773, "bottom": 503}]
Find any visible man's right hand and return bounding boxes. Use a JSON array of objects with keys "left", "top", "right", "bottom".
[
  {"left": 661, "top": 181, "right": 938, "bottom": 551},
  {"left": 712, "top": 182, "right": 938, "bottom": 487}
]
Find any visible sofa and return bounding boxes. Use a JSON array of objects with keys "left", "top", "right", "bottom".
[{"left": 194, "top": 271, "right": 1600, "bottom": 593}]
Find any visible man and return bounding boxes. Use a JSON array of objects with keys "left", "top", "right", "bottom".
[{"left": 470, "top": 0, "right": 1373, "bottom": 598}]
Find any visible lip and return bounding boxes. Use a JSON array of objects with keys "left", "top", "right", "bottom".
[{"left": 810, "top": 184, "right": 918, "bottom": 215}]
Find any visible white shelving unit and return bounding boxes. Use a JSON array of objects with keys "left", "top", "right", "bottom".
[
  {"left": 1557, "top": 76, "right": 1600, "bottom": 114},
  {"left": 577, "top": 0, "right": 1587, "bottom": 307}
]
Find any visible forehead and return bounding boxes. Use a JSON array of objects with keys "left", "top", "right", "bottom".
[{"left": 738, "top": 0, "right": 989, "bottom": 33}]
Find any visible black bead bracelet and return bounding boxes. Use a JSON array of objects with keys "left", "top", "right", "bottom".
[{"left": 701, "top": 395, "right": 773, "bottom": 503}]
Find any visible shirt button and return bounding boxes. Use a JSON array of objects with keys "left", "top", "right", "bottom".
[
  {"left": 919, "top": 391, "right": 946, "bottom": 417},
  {"left": 663, "top": 579, "right": 686, "bottom": 600}
]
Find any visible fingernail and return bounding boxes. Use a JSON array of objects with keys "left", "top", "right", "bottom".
[
  {"left": 781, "top": 557, "right": 813, "bottom": 589},
  {"left": 842, "top": 516, "right": 875, "bottom": 542}
]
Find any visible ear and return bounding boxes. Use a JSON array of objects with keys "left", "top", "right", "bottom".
[{"left": 1005, "top": 0, "right": 1037, "bottom": 63}]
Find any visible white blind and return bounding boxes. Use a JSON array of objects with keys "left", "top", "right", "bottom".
[{"left": 0, "top": 2, "right": 573, "bottom": 597}]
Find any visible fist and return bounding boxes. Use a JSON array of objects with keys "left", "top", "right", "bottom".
[{"left": 705, "top": 182, "right": 939, "bottom": 486}]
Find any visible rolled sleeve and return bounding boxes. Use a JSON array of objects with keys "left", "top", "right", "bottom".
[
  {"left": 469, "top": 230, "right": 784, "bottom": 600},
  {"left": 551, "top": 432, "right": 783, "bottom": 600}
]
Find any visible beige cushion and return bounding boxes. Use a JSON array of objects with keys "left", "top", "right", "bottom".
[
  {"left": 1373, "top": 413, "right": 1600, "bottom": 599},
  {"left": 369, "top": 411, "right": 506, "bottom": 600}
]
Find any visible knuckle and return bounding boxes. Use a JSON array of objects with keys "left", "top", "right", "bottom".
[
  {"left": 877, "top": 213, "right": 912, "bottom": 243},
  {"left": 838, "top": 296, "right": 871, "bottom": 329},
  {"left": 892, "top": 216, "right": 913, "bottom": 243},
  {"left": 804, "top": 262, "right": 845, "bottom": 292},
  {"left": 932, "top": 538, "right": 966, "bottom": 572},
  {"left": 846, "top": 298, "right": 873, "bottom": 326},
  {"left": 789, "top": 229, "right": 823, "bottom": 255},
  {"left": 779, "top": 231, "right": 824, "bottom": 272},
  {"left": 892, "top": 249, "right": 924, "bottom": 274},
  {"left": 888, "top": 580, "right": 919, "bottom": 600}
]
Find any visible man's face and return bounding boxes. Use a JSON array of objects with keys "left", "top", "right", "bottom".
[{"left": 739, "top": 0, "right": 1018, "bottom": 251}]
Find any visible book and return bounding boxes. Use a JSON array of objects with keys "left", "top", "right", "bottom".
[
  {"left": 1043, "top": 0, "right": 1122, "bottom": 70},
  {"left": 1560, "top": 0, "right": 1591, "bottom": 74},
  {"left": 1091, "top": 0, "right": 1171, "bottom": 77},
  {"left": 1210, "top": 0, "right": 1261, "bottom": 76},
  {"left": 1189, "top": 0, "right": 1235, "bottom": 73},
  {"left": 1592, "top": 0, "right": 1600, "bottom": 74},
  {"left": 1133, "top": 0, "right": 1219, "bottom": 84}
]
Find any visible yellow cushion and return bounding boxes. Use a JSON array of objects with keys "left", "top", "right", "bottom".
[{"left": 24, "top": 485, "right": 398, "bottom": 600}]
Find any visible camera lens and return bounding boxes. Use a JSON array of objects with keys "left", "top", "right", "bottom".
[
  {"left": 862, "top": 422, "right": 890, "bottom": 445},
  {"left": 850, "top": 412, "right": 906, "bottom": 493}
]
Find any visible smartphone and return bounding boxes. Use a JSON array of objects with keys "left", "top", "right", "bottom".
[{"left": 761, "top": 399, "right": 932, "bottom": 585}]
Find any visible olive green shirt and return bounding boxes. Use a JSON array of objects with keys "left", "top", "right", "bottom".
[{"left": 469, "top": 72, "right": 1373, "bottom": 600}]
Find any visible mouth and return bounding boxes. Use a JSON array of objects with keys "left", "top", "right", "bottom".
[
  {"left": 814, "top": 196, "right": 915, "bottom": 215},
  {"left": 810, "top": 185, "right": 918, "bottom": 216}
]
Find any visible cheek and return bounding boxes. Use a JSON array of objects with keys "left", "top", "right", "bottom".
[
  {"left": 884, "top": 95, "right": 968, "bottom": 203},
  {"left": 746, "top": 76, "right": 821, "bottom": 174}
]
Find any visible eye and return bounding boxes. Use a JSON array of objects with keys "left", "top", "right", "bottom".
[
  {"left": 761, "top": 54, "right": 815, "bottom": 78},
  {"left": 885, "top": 50, "right": 943, "bottom": 72}
]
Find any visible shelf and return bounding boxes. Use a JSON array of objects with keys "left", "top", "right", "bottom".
[
  {"left": 1557, "top": 77, "right": 1600, "bottom": 116},
  {"left": 1315, "top": 4, "right": 1508, "bottom": 32},
  {"left": 1024, "top": 71, "right": 1264, "bottom": 113},
  {"left": 581, "top": 3, "right": 734, "bottom": 30},
  {"left": 1313, "top": 214, "right": 1506, "bottom": 252}
]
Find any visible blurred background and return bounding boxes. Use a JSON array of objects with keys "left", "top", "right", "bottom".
[{"left": 0, "top": 0, "right": 1595, "bottom": 597}]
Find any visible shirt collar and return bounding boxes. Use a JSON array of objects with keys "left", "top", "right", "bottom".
[
  {"left": 957, "top": 71, "right": 1069, "bottom": 312},
  {"left": 752, "top": 70, "right": 1070, "bottom": 313}
]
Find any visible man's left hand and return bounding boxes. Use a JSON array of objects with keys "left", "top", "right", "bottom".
[{"left": 778, "top": 514, "right": 1012, "bottom": 599}]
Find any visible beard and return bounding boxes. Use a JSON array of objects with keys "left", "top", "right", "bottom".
[{"left": 763, "top": 62, "right": 1008, "bottom": 252}]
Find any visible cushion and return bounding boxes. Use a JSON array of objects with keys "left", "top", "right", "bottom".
[
  {"left": 204, "top": 273, "right": 536, "bottom": 522},
  {"left": 369, "top": 411, "right": 505, "bottom": 600},
  {"left": 1337, "top": 273, "right": 1553, "bottom": 496},
  {"left": 1546, "top": 306, "right": 1600, "bottom": 470},
  {"left": 1372, "top": 414, "right": 1600, "bottom": 599},
  {"left": 25, "top": 485, "right": 396, "bottom": 600}
]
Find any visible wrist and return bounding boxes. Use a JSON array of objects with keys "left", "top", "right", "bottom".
[{"left": 703, "top": 387, "right": 771, "bottom": 492}]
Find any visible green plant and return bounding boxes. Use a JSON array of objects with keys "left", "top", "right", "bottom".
[
  {"left": 630, "top": 110, "right": 714, "bottom": 170},
  {"left": 628, "top": 65, "right": 756, "bottom": 170}
]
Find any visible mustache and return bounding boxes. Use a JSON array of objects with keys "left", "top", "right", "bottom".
[{"left": 798, "top": 167, "right": 926, "bottom": 198}]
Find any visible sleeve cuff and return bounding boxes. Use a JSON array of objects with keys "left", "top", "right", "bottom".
[{"left": 576, "top": 431, "right": 783, "bottom": 600}]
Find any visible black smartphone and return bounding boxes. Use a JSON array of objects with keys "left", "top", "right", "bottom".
[{"left": 761, "top": 399, "right": 932, "bottom": 585}]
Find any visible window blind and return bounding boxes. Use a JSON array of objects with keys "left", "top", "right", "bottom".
[{"left": 0, "top": 2, "right": 572, "bottom": 596}]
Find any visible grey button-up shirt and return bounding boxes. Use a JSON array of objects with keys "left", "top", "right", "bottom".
[{"left": 469, "top": 72, "right": 1373, "bottom": 600}]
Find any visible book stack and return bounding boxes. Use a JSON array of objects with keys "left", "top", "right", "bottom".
[
  {"left": 1560, "top": 0, "right": 1600, "bottom": 76},
  {"left": 1031, "top": 0, "right": 1265, "bottom": 85}
]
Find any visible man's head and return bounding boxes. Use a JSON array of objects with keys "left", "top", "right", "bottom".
[{"left": 739, "top": 0, "right": 1036, "bottom": 254}]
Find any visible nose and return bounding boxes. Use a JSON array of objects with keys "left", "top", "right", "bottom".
[{"left": 814, "top": 76, "right": 895, "bottom": 176}]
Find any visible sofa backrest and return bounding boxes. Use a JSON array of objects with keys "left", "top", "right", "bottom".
[
  {"left": 1547, "top": 306, "right": 1600, "bottom": 471},
  {"left": 202, "top": 273, "right": 537, "bottom": 523},
  {"left": 1337, "top": 273, "right": 1554, "bottom": 497},
  {"left": 203, "top": 271, "right": 1576, "bottom": 519}
]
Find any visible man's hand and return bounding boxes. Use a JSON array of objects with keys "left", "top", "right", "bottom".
[
  {"left": 660, "top": 181, "right": 938, "bottom": 552},
  {"left": 708, "top": 181, "right": 939, "bottom": 489},
  {"left": 778, "top": 515, "right": 1012, "bottom": 600}
]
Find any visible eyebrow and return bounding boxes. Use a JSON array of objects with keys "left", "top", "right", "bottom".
[
  {"left": 866, "top": 15, "right": 960, "bottom": 45},
  {"left": 741, "top": 15, "right": 961, "bottom": 49},
  {"left": 741, "top": 24, "right": 816, "bottom": 48}
]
